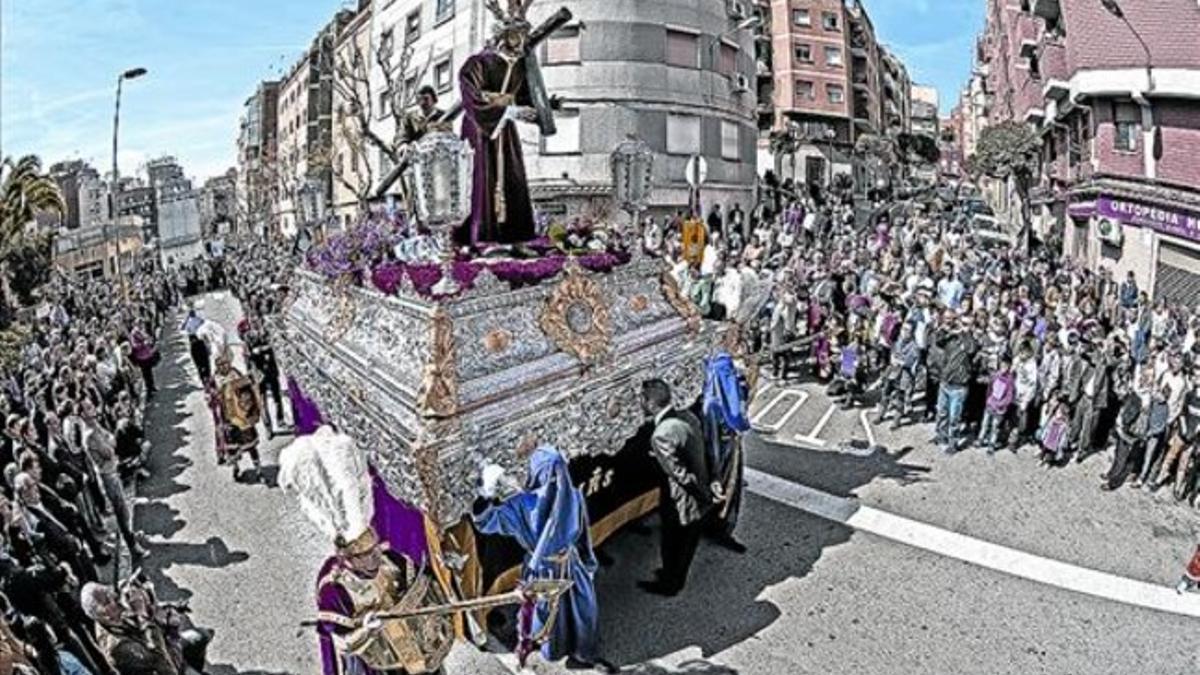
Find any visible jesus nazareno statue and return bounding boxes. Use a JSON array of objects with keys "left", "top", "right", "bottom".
[{"left": 456, "top": 0, "right": 557, "bottom": 249}]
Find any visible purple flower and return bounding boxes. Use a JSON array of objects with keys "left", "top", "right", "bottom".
[{"left": 371, "top": 261, "right": 406, "bottom": 295}]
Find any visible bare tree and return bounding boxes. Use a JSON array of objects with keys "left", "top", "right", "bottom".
[{"left": 330, "top": 27, "right": 433, "bottom": 210}]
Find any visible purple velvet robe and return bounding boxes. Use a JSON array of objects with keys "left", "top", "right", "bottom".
[{"left": 456, "top": 48, "right": 536, "bottom": 246}]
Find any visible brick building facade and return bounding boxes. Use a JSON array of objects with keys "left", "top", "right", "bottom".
[
  {"left": 975, "top": 0, "right": 1200, "bottom": 302},
  {"left": 764, "top": 0, "right": 912, "bottom": 191}
]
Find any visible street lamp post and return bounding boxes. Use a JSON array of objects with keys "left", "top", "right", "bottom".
[
  {"left": 108, "top": 67, "right": 147, "bottom": 295},
  {"left": 1099, "top": 0, "right": 1153, "bottom": 92},
  {"left": 824, "top": 127, "right": 837, "bottom": 187}
]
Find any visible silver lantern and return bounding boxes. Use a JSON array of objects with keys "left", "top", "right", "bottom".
[
  {"left": 407, "top": 130, "right": 474, "bottom": 295},
  {"left": 610, "top": 133, "right": 654, "bottom": 234}
]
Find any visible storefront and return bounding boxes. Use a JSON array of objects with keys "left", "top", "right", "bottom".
[{"left": 1064, "top": 184, "right": 1200, "bottom": 305}]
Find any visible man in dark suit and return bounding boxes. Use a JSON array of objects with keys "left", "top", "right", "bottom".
[{"left": 638, "top": 379, "right": 715, "bottom": 597}]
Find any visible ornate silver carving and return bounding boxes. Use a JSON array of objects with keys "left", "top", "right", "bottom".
[{"left": 274, "top": 258, "right": 723, "bottom": 527}]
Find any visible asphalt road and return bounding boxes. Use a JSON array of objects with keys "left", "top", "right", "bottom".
[{"left": 134, "top": 294, "right": 1200, "bottom": 675}]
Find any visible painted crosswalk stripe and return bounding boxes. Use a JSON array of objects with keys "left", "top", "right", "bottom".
[
  {"left": 745, "top": 468, "right": 1200, "bottom": 619},
  {"left": 859, "top": 411, "right": 876, "bottom": 447},
  {"left": 753, "top": 391, "right": 809, "bottom": 434},
  {"left": 750, "top": 390, "right": 789, "bottom": 427},
  {"left": 795, "top": 403, "right": 836, "bottom": 446}
]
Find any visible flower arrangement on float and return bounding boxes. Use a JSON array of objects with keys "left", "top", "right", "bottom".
[{"left": 305, "top": 211, "right": 632, "bottom": 299}]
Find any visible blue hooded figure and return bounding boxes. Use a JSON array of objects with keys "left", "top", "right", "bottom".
[
  {"left": 474, "top": 445, "right": 605, "bottom": 669},
  {"left": 702, "top": 350, "right": 751, "bottom": 537}
]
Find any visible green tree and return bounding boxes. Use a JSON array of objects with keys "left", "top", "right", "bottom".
[
  {"left": 898, "top": 132, "right": 941, "bottom": 166},
  {"left": 1, "top": 155, "right": 64, "bottom": 247},
  {"left": 5, "top": 232, "right": 55, "bottom": 306},
  {"left": 0, "top": 155, "right": 65, "bottom": 325},
  {"left": 971, "top": 121, "right": 1041, "bottom": 252}
]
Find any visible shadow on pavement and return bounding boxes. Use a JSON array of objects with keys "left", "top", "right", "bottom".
[
  {"left": 750, "top": 435, "right": 932, "bottom": 497},
  {"left": 583, "top": 441, "right": 927, "bottom": 668},
  {"left": 133, "top": 317, "right": 252, "bottom": 603},
  {"left": 625, "top": 660, "right": 739, "bottom": 674}
]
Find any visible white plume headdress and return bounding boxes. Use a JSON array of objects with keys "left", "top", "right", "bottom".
[{"left": 278, "top": 426, "right": 375, "bottom": 550}]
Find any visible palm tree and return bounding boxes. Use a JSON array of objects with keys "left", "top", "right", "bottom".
[
  {"left": 0, "top": 155, "right": 65, "bottom": 252},
  {"left": 0, "top": 155, "right": 64, "bottom": 322}
]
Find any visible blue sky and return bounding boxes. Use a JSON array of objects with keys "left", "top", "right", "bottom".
[
  {"left": 869, "top": 0, "right": 986, "bottom": 114},
  {"left": 0, "top": 0, "right": 345, "bottom": 182},
  {"left": 1, "top": 0, "right": 982, "bottom": 183}
]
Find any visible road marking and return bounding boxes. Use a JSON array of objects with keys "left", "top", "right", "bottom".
[
  {"left": 753, "top": 391, "right": 809, "bottom": 434},
  {"left": 745, "top": 468, "right": 1200, "bottom": 619},
  {"left": 795, "top": 403, "right": 836, "bottom": 445},
  {"left": 859, "top": 411, "right": 876, "bottom": 447},
  {"left": 750, "top": 390, "right": 788, "bottom": 426}
]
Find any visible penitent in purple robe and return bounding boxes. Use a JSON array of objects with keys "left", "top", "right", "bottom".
[
  {"left": 290, "top": 377, "right": 434, "bottom": 674},
  {"left": 456, "top": 47, "right": 536, "bottom": 247},
  {"left": 316, "top": 550, "right": 414, "bottom": 675}
]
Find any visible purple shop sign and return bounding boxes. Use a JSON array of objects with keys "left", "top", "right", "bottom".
[{"left": 1096, "top": 196, "right": 1200, "bottom": 243}]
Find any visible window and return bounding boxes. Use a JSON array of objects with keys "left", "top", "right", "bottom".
[
  {"left": 827, "top": 84, "right": 844, "bottom": 104},
  {"left": 824, "top": 45, "right": 843, "bottom": 67},
  {"left": 543, "top": 109, "right": 580, "bottom": 154},
  {"left": 721, "top": 120, "right": 739, "bottom": 160},
  {"left": 379, "top": 147, "right": 395, "bottom": 176},
  {"left": 666, "top": 28, "right": 699, "bottom": 68},
  {"left": 822, "top": 11, "right": 840, "bottom": 31},
  {"left": 404, "top": 75, "right": 418, "bottom": 102},
  {"left": 718, "top": 43, "right": 737, "bottom": 76},
  {"left": 434, "top": 59, "right": 453, "bottom": 93},
  {"left": 794, "top": 43, "right": 813, "bottom": 63},
  {"left": 1114, "top": 103, "right": 1139, "bottom": 152},
  {"left": 793, "top": 8, "right": 811, "bottom": 26},
  {"left": 405, "top": 10, "right": 421, "bottom": 44},
  {"left": 435, "top": 0, "right": 454, "bottom": 22},
  {"left": 378, "top": 88, "right": 391, "bottom": 119},
  {"left": 796, "top": 79, "right": 815, "bottom": 100},
  {"left": 666, "top": 114, "right": 701, "bottom": 155},
  {"left": 546, "top": 26, "right": 581, "bottom": 64},
  {"left": 1028, "top": 53, "right": 1041, "bottom": 80}
]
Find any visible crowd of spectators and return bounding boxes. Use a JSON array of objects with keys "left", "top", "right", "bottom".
[
  {"left": 657, "top": 187, "right": 1200, "bottom": 504},
  {"left": 0, "top": 257, "right": 222, "bottom": 674}
]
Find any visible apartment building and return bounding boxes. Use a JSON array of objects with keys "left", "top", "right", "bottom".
[
  {"left": 768, "top": 0, "right": 856, "bottom": 187},
  {"left": 199, "top": 170, "right": 238, "bottom": 234},
  {"left": 910, "top": 84, "right": 939, "bottom": 137},
  {"left": 237, "top": 80, "right": 280, "bottom": 238},
  {"left": 979, "top": 0, "right": 1200, "bottom": 301},
  {"left": 765, "top": 0, "right": 914, "bottom": 191},
  {"left": 527, "top": 0, "right": 759, "bottom": 216},
  {"left": 48, "top": 160, "right": 106, "bottom": 230},
  {"left": 275, "top": 11, "right": 352, "bottom": 237},
  {"left": 365, "top": 0, "right": 758, "bottom": 219}
]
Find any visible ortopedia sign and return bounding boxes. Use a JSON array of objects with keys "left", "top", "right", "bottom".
[{"left": 1096, "top": 196, "right": 1200, "bottom": 243}]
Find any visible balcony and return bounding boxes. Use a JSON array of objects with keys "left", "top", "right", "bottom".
[
  {"left": 852, "top": 72, "right": 870, "bottom": 92},
  {"left": 1042, "top": 78, "right": 1069, "bottom": 102},
  {"left": 1023, "top": 107, "right": 1045, "bottom": 124},
  {"left": 1032, "top": 0, "right": 1060, "bottom": 22},
  {"left": 1019, "top": 38, "right": 1038, "bottom": 59}
]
